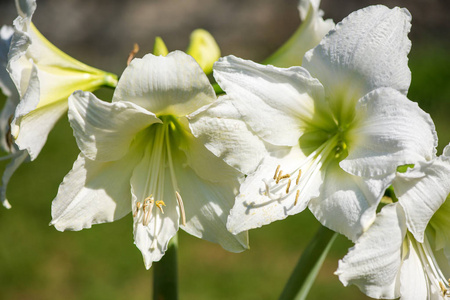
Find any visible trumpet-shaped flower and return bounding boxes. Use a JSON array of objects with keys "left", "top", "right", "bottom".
[
  {"left": 51, "top": 51, "right": 248, "bottom": 269},
  {"left": 8, "top": 0, "right": 118, "bottom": 161},
  {"left": 190, "top": 5, "right": 436, "bottom": 240},
  {"left": 336, "top": 144, "right": 450, "bottom": 300},
  {"left": 264, "top": 0, "right": 334, "bottom": 67}
]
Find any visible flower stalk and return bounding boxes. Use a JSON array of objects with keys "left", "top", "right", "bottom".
[
  {"left": 153, "top": 234, "right": 179, "bottom": 300},
  {"left": 279, "top": 225, "right": 337, "bottom": 300}
]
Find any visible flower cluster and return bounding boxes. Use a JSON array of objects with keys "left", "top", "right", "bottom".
[{"left": 1, "top": 0, "right": 448, "bottom": 298}]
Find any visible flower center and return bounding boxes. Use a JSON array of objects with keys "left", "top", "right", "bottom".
[{"left": 132, "top": 115, "right": 187, "bottom": 229}]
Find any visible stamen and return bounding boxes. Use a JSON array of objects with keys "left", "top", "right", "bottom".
[
  {"left": 127, "top": 43, "right": 140, "bottom": 66},
  {"left": 155, "top": 200, "right": 166, "bottom": 214},
  {"left": 133, "top": 201, "right": 142, "bottom": 217},
  {"left": 296, "top": 170, "right": 302, "bottom": 185},
  {"left": 273, "top": 165, "right": 280, "bottom": 180},
  {"left": 142, "top": 196, "right": 154, "bottom": 226},
  {"left": 176, "top": 191, "right": 187, "bottom": 226},
  {"left": 285, "top": 179, "right": 291, "bottom": 194},
  {"left": 439, "top": 282, "right": 448, "bottom": 296},
  {"left": 294, "top": 190, "right": 300, "bottom": 206},
  {"left": 276, "top": 170, "right": 283, "bottom": 184}
]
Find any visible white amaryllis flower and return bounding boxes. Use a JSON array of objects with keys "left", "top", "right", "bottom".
[
  {"left": 51, "top": 51, "right": 248, "bottom": 269},
  {"left": 336, "top": 145, "right": 450, "bottom": 300},
  {"left": 7, "top": 0, "right": 118, "bottom": 161},
  {"left": 0, "top": 25, "right": 28, "bottom": 209},
  {"left": 264, "top": 0, "right": 334, "bottom": 67},
  {"left": 190, "top": 5, "right": 436, "bottom": 240}
]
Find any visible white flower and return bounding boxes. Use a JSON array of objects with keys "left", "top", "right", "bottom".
[
  {"left": 337, "top": 196, "right": 450, "bottom": 299},
  {"left": 337, "top": 138, "right": 450, "bottom": 299},
  {"left": 8, "top": 0, "right": 118, "bottom": 161},
  {"left": 264, "top": 0, "right": 334, "bottom": 67},
  {"left": 0, "top": 25, "right": 28, "bottom": 209},
  {"left": 51, "top": 51, "right": 248, "bottom": 269},
  {"left": 190, "top": 5, "right": 436, "bottom": 240}
]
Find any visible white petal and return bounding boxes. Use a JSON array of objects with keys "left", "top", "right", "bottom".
[
  {"left": 399, "top": 237, "right": 428, "bottom": 300},
  {"left": 189, "top": 96, "right": 269, "bottom": 175},
  {"left": 15, "top": 0, "right": 36, "bottom": 19},
  {"left": 51, "top": 152, "right": 139, "bottom": 231},
  {"left": 214, "top": 55, "right": 334, "bottom": 146},
  {"left": 173, "top": 154, "right": 249, "bottom": 253},
  {"left": 0, "top": 96, "right": 19, "bottom": 153},
  {"left": 0, "top": 26, "right": 15, "bottom": 96},
  {"left": 303, "top": 5, "right": 412, "bottom": 99},
  {"left": 12, "top": 85, "right": 68, "bottom": 160},
  {"left": 308, "top": 160, "right": 392, "bottom": 241},
  {"left": 227, "top": 145, "right": 323, "bottom": 234},
  {"left": 1, "top": 150, "right": 28, "bottom": 208},
  {"left": 341, "top": 88, "right": 437, "bottom": 178},
  {"left": 113, "top": 51, "right": 216, "bottom": 116},
  {"left": 393, "top": 157, "right": 450, "bottom": 243},
  {"left": 176, "top": 116, "right": 242, "bottom": 184},
  {"left": 336, "top": 204, "right": 406, "bottom": 299},
  {"left": 130, "top": 147, "right": 179, "bottom": 270},
  {"left": 69, "top": 91, "right": 160, "bottom": 162}
]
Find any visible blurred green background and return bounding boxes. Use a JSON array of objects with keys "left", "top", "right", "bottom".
[{"left": 0, "top": 0, "right": 449, "bottom": 299}]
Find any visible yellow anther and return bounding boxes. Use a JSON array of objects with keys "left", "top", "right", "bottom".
[
  {"left": 286, "top": 179, "right": 291, "bottom": 194},
  {"left": 273, "top": 165, "right": 281, "bottom": 180},
  {"left": 155, "top": 200, "right": 166, "bottom": 214},
  {"left": 276, "top": 170, "right": 283, "bottom": 184},
  {"left": 439, "top": 282, "right": 448, "bottom": 296},
  {"left": 296, "top": 169, "right": 302, "bottom": 185},
  {"left": 176, "top": 191, "right": 187, "bottom": 226},
  {"left": 294, "top": 190, "right": 300, "bottom": 206}
]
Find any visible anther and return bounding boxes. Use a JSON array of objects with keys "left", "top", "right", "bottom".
[
  {"left": 276, "top": 170, "right": 283, "bottom": 184},
  {"left": 296, "top": 170, "right": 302, "bottom": 185},
  {"left": 133, "top": 201, "right": 142, "bottom": 217},
  {"left": 273, "top": 165, "right": 281, "bottom": 180},
  {"left": 286, "top": 179, "right": 291, "bottom": 194},
  {"left": 127, "top": 43, "right": 140, "bottom": 66},
  {"left": 176, "top": 191, "right": 187, "bottom": 226},
  {"left": 294, "top": 190, "right": 300, "bottom": 206},
  {"left": 155, "top": 200, "right": 166, "bottom": 214},
  {"left": 439, "top": 282, "right": 448, "bottom": 296}
]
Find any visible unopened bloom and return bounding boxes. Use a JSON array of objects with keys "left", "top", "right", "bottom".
[
  {"left": 264, "top": 0, "right": 334, "bottom": 67},
  {"left": 51, "top": 51, "right": 248, "bottom": 269},
  {"left": 191, "top": 5, "right": 436, "bottom": 240}
]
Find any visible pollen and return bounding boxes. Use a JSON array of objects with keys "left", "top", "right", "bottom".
[
  {"left": 135, "top": 195, "right": 166, "bottom": 226},
  {"left": 273, "top": 165, "right": 280, "bottom": 180},
  {"left": 155, "top": 200, "right": 166, "bottom": 214},
  {"left": 286, "top": 179, "right": 291, "bottom": 194},
  {"left": 296, "top": 169, "right": 302, "bottom": 185},
  {"left": 294, "top": 190, "right": 300, "bottom": 206},
  {"left": 439, "top": 281, "right": 448, "bottom": 296}
]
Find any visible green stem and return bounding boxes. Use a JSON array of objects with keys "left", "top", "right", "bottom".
[
  {"left": 279, "top": 225, "right": 337, "bottom": 300},
  {"left": 153, "top": 234, "right": 178, "bottom": 300}
]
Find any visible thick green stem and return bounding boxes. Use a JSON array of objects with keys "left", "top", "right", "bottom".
[
  {"left": 279, "top": 225, "right": 337, "bottom": 300},
  {"left": 153, "top": 234, "right": 178, "bottom": 300}
]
